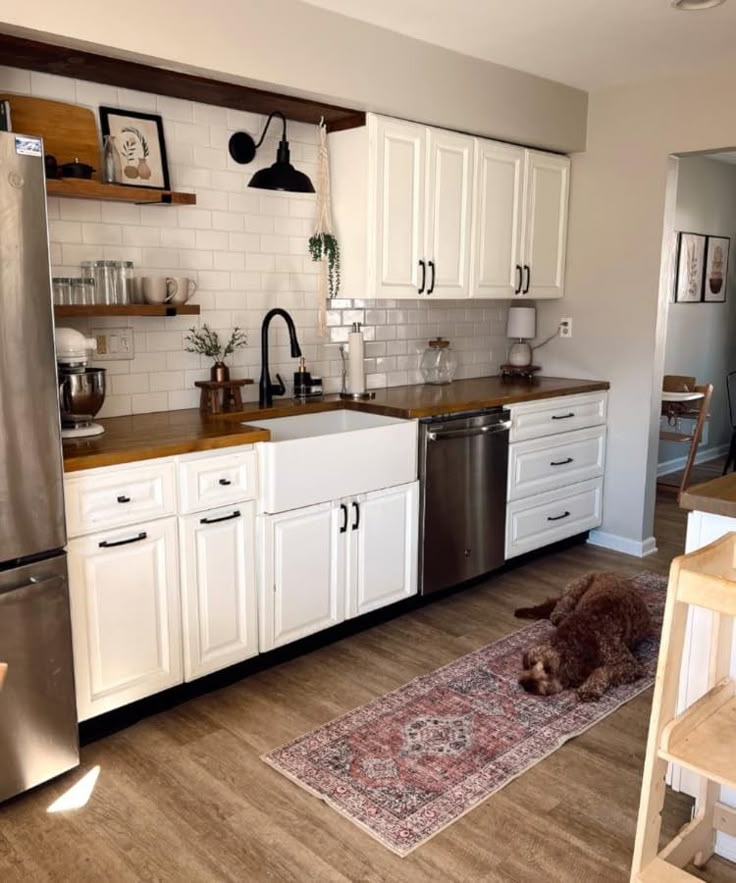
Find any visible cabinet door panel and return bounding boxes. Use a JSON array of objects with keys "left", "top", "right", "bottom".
[
  {"left": 522, "top": 152, "right": 570, "bottom": 299},
  {"left": 260, "top": 503, "right": 344, "bottom": 650},
  {"left": 68, "top": 517, "right": 182, "bottom": 721},
  {"left": 349, "top": 482, "right": 418, "bottom": 618},
  {"left": 373, "top": 118, "right": 426, "bottom": 299},
  {"left": 426, "top": 129, "right": 473, "bottom": 298},
  {"left": 180, "top": 503, "right": 258, "bottom": 680},
  {"left": 470, "top": 140, "right": 524, "bottom": 298}
]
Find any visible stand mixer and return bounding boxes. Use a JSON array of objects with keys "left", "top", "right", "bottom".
[{"left": 55, "top": 328, "right": 106, "bottom": 439}]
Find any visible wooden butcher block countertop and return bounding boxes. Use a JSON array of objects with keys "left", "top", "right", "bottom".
[
  {"left": 62, "top": 376, "right": 609, "bottom": 471},
  {"left": 680, "top": 473, "right": 736, "bottom": 518}
]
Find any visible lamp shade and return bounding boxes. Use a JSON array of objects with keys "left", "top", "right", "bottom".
[
  {"left": 249, "top": 158, "right": 315, "bottom": 193},
  {"left": 507, "top": 306, "right": 536, "bottom": 340}
]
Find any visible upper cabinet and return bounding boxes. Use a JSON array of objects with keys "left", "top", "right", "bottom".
[{"left": 331, "top": 114, "right": 570, "bottom": 301}]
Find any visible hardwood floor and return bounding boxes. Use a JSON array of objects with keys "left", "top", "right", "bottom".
[{"left": 1, "top": 493, "right": 735, "bottom": 882}]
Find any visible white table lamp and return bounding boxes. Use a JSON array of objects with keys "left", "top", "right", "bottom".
[{"left": 506, "top": 306, "right": 537, "bottom": 367}]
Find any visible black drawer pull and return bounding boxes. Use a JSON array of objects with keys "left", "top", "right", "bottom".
[
  {"left": 551, "top": 413, "right": 575, "bottom": 421},
  {"left": 117, "top": 495, "right": 131, "bottom": 503},
  {"left": 218, "top": 478, "right": 232, "bottom": 486},
  {"left": 546, "top": 511, "right": 571, "bottom": 522},
  {"left": 339, "top": 503, "right": 348, "bottom": 534},
  {"left": 550, "top": 457, "right": 574, "bottom": 466},
  {"left": 200, "top": 510, "right": 241, "bottom": 525},
  {"left": 352, "top": 501, "right": 360, "bottom": 531},
  {"left": 99, "top": 532, "right": 147, "bottom": 548}
]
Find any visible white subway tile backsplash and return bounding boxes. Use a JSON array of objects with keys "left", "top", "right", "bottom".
[{"left": 0, "top": 63, "right": 508, "bottom": 416}]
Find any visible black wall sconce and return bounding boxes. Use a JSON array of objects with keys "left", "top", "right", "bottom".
[{"left": 228, "top": 111, "right": 315, "bottom": 193}]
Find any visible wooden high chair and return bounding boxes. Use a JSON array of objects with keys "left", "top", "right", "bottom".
[{"left": 658, "top": 376, "right": 713, "bottom": 498}]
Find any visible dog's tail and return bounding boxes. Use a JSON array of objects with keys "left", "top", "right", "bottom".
[{"left": 514, "top": 597, "right": 560, "bottom": 620}]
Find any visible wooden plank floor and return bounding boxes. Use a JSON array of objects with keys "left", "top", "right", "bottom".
[{"left": 2, "top": 492, "right": 735, "bottom": 882}]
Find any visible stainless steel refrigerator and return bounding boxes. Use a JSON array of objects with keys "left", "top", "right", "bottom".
[{"left": 0, "top": 130, "right": 79, "bottom": 801}]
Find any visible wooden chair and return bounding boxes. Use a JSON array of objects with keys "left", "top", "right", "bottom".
[
  {"left": 723, "top": 370, "right": 736, "bottom": 475},
  {"left": 630, "top": 532, "right": 736, "bottom": 881},
  {"left": 658, "top": 378, "right": 713, "bottom": 499}
]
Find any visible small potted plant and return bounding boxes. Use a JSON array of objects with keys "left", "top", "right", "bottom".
[{"left": 185, "top": 324, "right": 248, "bottom": 382}]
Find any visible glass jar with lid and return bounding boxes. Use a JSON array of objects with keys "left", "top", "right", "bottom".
[
  {"left": 72, "top": 277, "right": 95, "bottom": 305},
  {"left": 420, "top": 337, "right": 458, "bottom": 385},
  {"left": 113, "top": 260, "right": 133, "bottom": 305},
  {"left": 52, "top": 277, "right": 75, "bottom": 305},
  {"left": 81, "top": 260, "right": 118, "bottom": 304}
]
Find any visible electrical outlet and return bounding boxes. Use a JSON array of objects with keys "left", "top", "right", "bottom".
[
  {"left": 559, "top": 318, "right": 573, "bottom": 338},
  {"left": 91, "top": 327, "right": 135, "bottom": 360}
]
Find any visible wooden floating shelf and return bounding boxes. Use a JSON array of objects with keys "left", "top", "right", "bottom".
[
  {"left": 46, "top": 179, "right": 197, "bottom": 205},
  {"left": 54, "top": 304, "right": 200, "bottom": 318}
]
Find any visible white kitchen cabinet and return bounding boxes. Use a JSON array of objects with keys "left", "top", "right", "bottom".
[
  {"left": 68, "top": 516, "right": 182, "bottom": 721},
  {"left": 348, "top": 482, "right": 419, "bottom": 618},
  {"left": 331, "top": 113, "right": 569, "bottom": 301},
  {"left": 179, "top": 502, "right": 258, "bottom": 680},
  {"left": 258, "top": 502, "right": 344, "bottom": 651},
  {"left": 521, "top": 151, "right": 570, "bottom": 299},
  {"left": 470, "top": 140, "right": 525, "bottom": 298}
]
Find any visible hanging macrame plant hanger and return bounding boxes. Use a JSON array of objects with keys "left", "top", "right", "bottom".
[{"left": 308, "top": 117, "right": 340, "bottom": 336}]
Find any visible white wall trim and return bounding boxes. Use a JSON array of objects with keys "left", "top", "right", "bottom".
[
  {"left": 587, "top": 530, "right": 658, "bottom": 558},
  {"left": 657, "top": 443, "right": 728, "bottom": 478}
]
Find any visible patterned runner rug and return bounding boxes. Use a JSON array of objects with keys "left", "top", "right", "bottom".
[{"left": 263, "top": 572, "right": 666, "bottom": 856}]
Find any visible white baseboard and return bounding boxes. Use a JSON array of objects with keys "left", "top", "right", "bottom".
[
  {"left": 657, "top": 443, "right": 728, "bottom": 478},
  {"left": 587, "top": 530, "right": 658, "bottom": 558}
]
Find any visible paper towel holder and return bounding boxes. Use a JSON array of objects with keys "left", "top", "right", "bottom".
[{"left": 338, "top": 344, "right": 375, "bottom": 400}]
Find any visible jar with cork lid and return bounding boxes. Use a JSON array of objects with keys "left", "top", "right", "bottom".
[{"left": 420, "top": 337, "right": 458, "bottom": 385}]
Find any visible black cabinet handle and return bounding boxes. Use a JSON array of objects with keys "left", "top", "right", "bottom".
[
  {"left": 522, "top": 264, "right": 530, "bottom": 294},
  {"left": 418, "top": 260, "right": 426, "bottom": 294},
  {"left": 117, "top": 495, "right": 131, "bottom": 504},
  {"left": 427, "top": 260, "right": 435, "bottom": 294},
  {"left": 99, "top": 531, "right": 147, "bottom": 548},
  {"left": 515, "top": 265, "right": 522, "bottom": 295},
  {"left": 200, "top": 510, "right": 240, "bottom": 525},
  {"left": 551, "top": 413, "right": 575, "bottom": 421},
  {"left": 550, "top": 457, "right": 574, "bottom": 466},
  {"left": 546, "top": 511, "right": 570, "bottom": 522},
  {"left": 218, "top": 478, "right": 232, "bottom": 486},
  {"left": 339, "top": 503, "right": 348, "bottom": 534},
  {"left": 352, "top": 501, "right": 360, "bottom": 531}
]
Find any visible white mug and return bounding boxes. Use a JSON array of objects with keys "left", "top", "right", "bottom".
[
  {"left": 167, "top": 277, "right": 197, "bottom": 305},
  {"left": 142, "top": 276, "right": 176, "bottom": 304}
]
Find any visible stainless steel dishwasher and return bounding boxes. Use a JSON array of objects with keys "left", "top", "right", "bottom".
[{"left": 418, "top": 407, "right": 510, "bottom": 595}]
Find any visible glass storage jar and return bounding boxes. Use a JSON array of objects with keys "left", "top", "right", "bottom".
[
  {"left": 113, "top": 260, "right": 133, "bottom": 305},
  {"left": 52, "top": 278, "right": 75, "bottom": 305},
  {"left": 420, "top": 337, "right": 458, "bottom": 385},
  {"left": 81, "top": 260, "right": 118, "bottom": 304},
  {"left": 72, "top": 277, "right": 95, "bottom": 305}
]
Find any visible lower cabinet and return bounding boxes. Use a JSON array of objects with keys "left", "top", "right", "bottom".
[
  {"left": 179, "top": 502, "right": 258, "bottom": 680},
  {"left": 258, "top": 482, "right": 419, "bottom": 651},
  {"left": 67, "top": 516, "right": 183, "bottom": 722}
]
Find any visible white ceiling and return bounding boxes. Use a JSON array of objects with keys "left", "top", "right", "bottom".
[{"left": 302, "top": 0, "right": 736, "bottom": 91}]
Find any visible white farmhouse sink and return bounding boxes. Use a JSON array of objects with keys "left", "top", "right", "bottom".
[{"left": 247, "top": 410, "right": 417, "bottom": 512}]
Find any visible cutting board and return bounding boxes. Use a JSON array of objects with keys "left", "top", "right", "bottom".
[{"left": 0, "top": 95, "right": 100, "bottom": 178}]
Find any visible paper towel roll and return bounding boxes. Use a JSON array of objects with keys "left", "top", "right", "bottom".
[{"left": 348, "top": 325, "right": 365, "bottom": 394}]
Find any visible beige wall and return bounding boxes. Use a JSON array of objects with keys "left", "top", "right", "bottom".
[
  {"left": 659, "top": 156, "right": 736, "bottom": 466},
  {"left": 537, "top": 57, "right": 736, "bottom": 553},
  {"left": 0, "top": 0, "right": 587, "bottom": 153}
]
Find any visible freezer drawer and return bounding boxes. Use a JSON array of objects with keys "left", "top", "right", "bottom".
[{"left": 0, "top": 554, "right": 79, "bottom": 802}]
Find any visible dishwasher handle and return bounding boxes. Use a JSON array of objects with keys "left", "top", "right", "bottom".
[{"left": 428, "top": 420, "right": 511, "bottom": 442}]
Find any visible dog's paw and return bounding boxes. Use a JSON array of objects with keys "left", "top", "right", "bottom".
[{"left": 576, "top": 685, "right": 603, "bottom": 702}]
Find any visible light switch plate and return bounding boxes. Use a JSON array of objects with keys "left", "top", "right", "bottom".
[{"left": 91, "top": 327, "right": 135, "bottom": 360}]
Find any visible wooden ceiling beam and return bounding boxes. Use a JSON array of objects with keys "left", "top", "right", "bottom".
[{"left": 0, "top": 32, "right": 366, "bottom": 132}]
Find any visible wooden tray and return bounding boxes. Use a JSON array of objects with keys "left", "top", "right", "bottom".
[{"left": 0, "top": 95, "right": 99, "bottom": 176}]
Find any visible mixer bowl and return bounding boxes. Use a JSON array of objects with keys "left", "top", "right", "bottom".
[{"left": 59, "top": 368, "right": 106, "bottom": 426}]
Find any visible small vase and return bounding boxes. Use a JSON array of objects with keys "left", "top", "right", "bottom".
[{"left": 211, "top": 361, "right": 230, "bottom": 382}]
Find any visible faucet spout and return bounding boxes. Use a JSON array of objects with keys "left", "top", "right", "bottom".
[{"left": 259, "top": 308, "right": 303, "bottom": 408}]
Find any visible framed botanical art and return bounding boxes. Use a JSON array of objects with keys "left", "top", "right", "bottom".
[
  {"left": 703, "top": 235, "right": 730, "bottom": 302},
  {"left": 674, "top": 232, "right": 706, "bottom": 303},
  {"left": 99, "top": 107, "right": 170, "bottom": 190}
]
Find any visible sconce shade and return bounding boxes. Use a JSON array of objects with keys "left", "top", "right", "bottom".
[
  {"left": 228, "top": 112, "right": 315, "bottom": 194},
  {"left": 507, "top": 306, "right": 536, "bottom": 340}
]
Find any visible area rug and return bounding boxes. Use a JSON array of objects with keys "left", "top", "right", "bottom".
[{"left": 263, "top": 572, "right": 666, "bottom": 856}]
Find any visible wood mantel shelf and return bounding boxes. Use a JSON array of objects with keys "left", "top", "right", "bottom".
[
  {"left": 54, "top": 304, "right": 200, "bottom": 318},
  {"left": 46, "top": 179, "right": 197, "bottom": 205}
]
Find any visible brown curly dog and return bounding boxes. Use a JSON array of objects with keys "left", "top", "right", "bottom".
[{"left": 515, "top": 572, "right": 652, "bottom": 702}]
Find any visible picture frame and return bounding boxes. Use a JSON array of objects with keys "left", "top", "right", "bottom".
[
  {"left": 703, "top": 235, "right": 730, "bottom": 303},
  {"left": 99, "top": 107, "right": 170, "bottom": 190},
  {"left": 674, "top": 232, "right": 706, "bottom": 303}
]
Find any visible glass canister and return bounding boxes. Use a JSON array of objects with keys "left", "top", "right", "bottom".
[
  {"left": 72, "top": 277, "right": 96, "bottom": 305},
  {"left": 52, "top": 277, "right": 75, "bottom": 305},
  {"left": 420, "top": 337, "right": 458, "bottom": 385},
  {"left": 113, "top": 260, "right": 133, "bottom": 304},
  {"left": 81, "top": 260, "right": 118, "bottom": 304}
]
